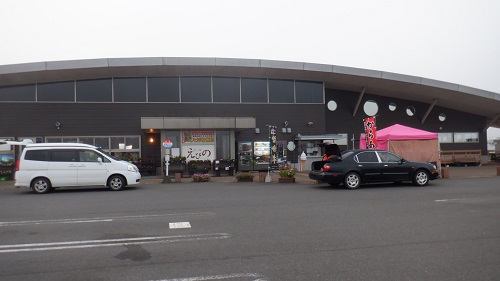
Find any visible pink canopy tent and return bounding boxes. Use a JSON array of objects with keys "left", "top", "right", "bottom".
[{"left": 360, "top": 124, "right": 440, "bottom": 167}]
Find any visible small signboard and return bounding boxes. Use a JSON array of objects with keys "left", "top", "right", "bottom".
[{"left": 163, "top": 139, "right": 173, "bottom": 148}]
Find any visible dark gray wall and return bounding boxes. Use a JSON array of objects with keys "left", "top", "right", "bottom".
[{"left": 325, "top": 89, "right": 487, "bottom": 153}]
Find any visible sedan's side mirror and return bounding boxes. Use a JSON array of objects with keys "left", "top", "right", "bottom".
[
  {"left": 98, "top": 157, "right": 103, "bottom": 163},
  {"left": 399, "top": 158, "right": 406, "bottom": 164}
]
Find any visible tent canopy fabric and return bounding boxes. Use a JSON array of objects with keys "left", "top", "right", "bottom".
[
  {"left": 374, "top": 124, "right": 438, "bottom": 140},
  {"left": 360, "top": 124, "right": 438, "bottom": 150},
  {"left": 359, "top": 123, "right": 440, "bottom": 169}
]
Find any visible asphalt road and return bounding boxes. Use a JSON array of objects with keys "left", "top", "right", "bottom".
[{"left": 1, "top": 177, "right": 499, "bottom": 281}]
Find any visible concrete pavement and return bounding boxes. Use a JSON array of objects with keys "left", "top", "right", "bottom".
[{"left": 1, "top": 165, "right": 498, "bottom": 190}]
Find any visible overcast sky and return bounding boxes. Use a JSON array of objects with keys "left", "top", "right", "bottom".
[{"left": 2, "top": 0, "right": 500, "bottom": 138}]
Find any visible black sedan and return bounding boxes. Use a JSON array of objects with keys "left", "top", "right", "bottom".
[{"left": 309, "top": 149, "right": 440, "bottom": 189}]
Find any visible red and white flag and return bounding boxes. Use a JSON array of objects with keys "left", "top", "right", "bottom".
[{"left": 364, "top": 117, "right": 378, "bottom": 149}]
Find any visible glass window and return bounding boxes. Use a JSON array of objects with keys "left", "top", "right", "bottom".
[
  {"left": 79, "top": 137, "right": 94, "bottom": 145},
  {"left": 180, "top": 77, "right": 211, "bottom": 102},
  {"left": 95, "top": 137, "right": 109, "bottom": 149},
  {"left": 363, "top": 100, "right": 378, "bottom": 116},
  {"left": 114, "top": 78, "right": 146, "bottom": 102},
  {"left": 377, "top": 151, "right": 401, "bottom": 163},
  {"left": 46, "top": 138, "right": 62, "bottom": 143},
  {"left": 62, "top": 138, "right": 78, "bottom": 143},
  {"left": 37, "top": 81, "right": 74, "bottom": 102},
  {"left": 355, "top": 151, "right": 379, "bottom": 163},
  {"left": 125, "top": 137, "right": 139, "bottom": 149},
  {"left": 216, "top": 131, "right": 231, "bottom": 159},
  {"left": 24, "top": 150, "right": 50, "bottom": 161},
  {"left": 438, "top": 133, "right": 453, "bottom": 143},
  {"left": 148, "top": 77, "right": 179, "bottom": 102},
  {"left": 407, "top": 106, "right": 416, "bottom": 116},
  {"left": 213, "top": 77, "right": 240, "bottom": 102},
  {"left": 76, "top": 79, "right": 112, "bottom": 102},
  {"left": 0, "top": 84, "right": 36, "bottom": 102},
  {"left": 389, "top": 103, "right": 397, "bottom": 111},
  {"left": 111, "top": 137, "right": 125, "bottom": 149},
  {"left": 51, "top": 150, "right": 77, "bottom": 162},
  {"left": 327, "top": 100, "right": 337, "bottom": 111},
  {"left": 454, "top": 132, "right": 479, "bottom": 143},
  {"left": 241, "top": 78, "right": 267, "bottom": 103},
  {"left": 79, "top": 150, "right": 101, "bottom": 162},
  {"left": 269, "top": 79, "right": 294, "bottom": 103},
  {"left": 295, "top": 80, "right": 323, "bottom": 103}
]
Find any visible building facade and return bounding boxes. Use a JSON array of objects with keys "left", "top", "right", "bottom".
[{"left": 1, "top": 57, "right": 498, "bottom": 175}]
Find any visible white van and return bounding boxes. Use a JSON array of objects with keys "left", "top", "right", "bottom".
[{"left": 15, "top": 143, "right": 141, "bottom": 193}]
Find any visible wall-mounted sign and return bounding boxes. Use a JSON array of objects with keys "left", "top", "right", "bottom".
[
  {"left": 182, "top": 130, "right": 215, "bottom": 144},
  {"left": 182, "top": 144, "right": 215, "bottom": 161}
]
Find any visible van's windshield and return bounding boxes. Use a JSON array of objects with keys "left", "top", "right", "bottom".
[{"left": 97, "top": 148, "right": 119, "bottom": 161}]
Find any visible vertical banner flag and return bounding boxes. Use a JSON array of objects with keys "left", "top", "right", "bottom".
[
  {"left": 269, "top": 126, "right": 278, "bottom": 169},
  {"left": 364, "top": 117, "right": 378, "bottom": 149}
]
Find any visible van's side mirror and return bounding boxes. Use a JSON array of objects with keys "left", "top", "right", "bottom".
[{"left": 98, "top": 157, "right": 103, "bottom": 163}]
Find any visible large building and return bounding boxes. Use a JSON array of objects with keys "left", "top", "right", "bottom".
[{"left": 1, "top": 57, "right": 499, "bottom": 175}]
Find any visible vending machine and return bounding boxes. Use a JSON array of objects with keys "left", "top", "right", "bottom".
[
  {"left": 253, "top": 141, "right": 271, "bottom": 171},
  {"left": 237, "top": 141, "right": 271, "bottom": 171},
  {"left": 237, "top": 141, "right": 253, "bottom": 171}
]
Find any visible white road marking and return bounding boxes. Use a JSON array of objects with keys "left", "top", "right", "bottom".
[
  {"left": 169, "top": 222, "right": 191, "bottom": 229},
  {"left": 434, "top": 197, "right": 485, "bottom": 203},
  {"left": 0, "top": 233, "right": 230, "bottom": 254},
  {"left": 0, "top": 212, "right": 214, "bottom": 227},
  {"left": 149, "top": 273, "right": 267, "bottom": 281}
]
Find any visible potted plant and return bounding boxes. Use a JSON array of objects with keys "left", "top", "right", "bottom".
[
  {"left": 191, "top": 173, "right": 211, "bottom": 182},
  {"left": 235, "top": 172, "right": 255, "bottom": 182},
  {"left": 187, "top": 160, "right": 198, "bottom": 175},
  {"left": 168, "top": 156, "right": 187, "bottom": 174},
  {"left": 278, "top": 166, "right": 298, "bottom": 183}
]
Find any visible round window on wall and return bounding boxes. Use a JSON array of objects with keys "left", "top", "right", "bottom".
[
  {"left": 406, "top": 106, "right": 416, "bottom": 116},
  {"left": 439, "top": 113, "right": 446, "bottom": 121},
  {"left": 363, "top": 100, "right": 378, "bottom": 116},
  {"left": 389, "top": 102, "right": 397, "bottom": 111},
  {"left": 327, "top": 100, "right": 337, "bottom": 111}
]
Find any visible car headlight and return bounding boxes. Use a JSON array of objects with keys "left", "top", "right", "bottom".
[
  {"left": 127, "top": 165, "right": 138, "bottom": 172},
  {"left": 432, "top": 164, "right": 437, "bottom": 170}
]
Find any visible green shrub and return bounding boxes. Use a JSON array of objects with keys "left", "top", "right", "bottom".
[{"left": 235, "top": 172, "right": 255, "bottom": 181}]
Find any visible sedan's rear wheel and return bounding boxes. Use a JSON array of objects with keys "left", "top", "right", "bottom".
[
  {"left": 344, "top": 172, "right": 360, "bottom": 189},
  {"left": 31, "top": 177, "right": 52, "bottom": 194},
  {"left": 413, "top": 170, "right": 429, "bottom": 186},
  {"left": 108, "top": 175, "right": 126, "bottom": 191}
]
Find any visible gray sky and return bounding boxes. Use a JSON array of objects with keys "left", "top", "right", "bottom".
[{"left": 2, "top": 0, "right": 500, "bottom": 138}]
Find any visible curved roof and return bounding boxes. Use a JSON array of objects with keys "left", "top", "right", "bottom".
[{"left": 1, "top": 57, "right": 499, "bottom": 128}]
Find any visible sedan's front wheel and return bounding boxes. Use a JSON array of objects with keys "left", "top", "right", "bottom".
[
  {"left": 413, "top": 170, "right": 429, "bottom": 186},
  {"left": 344, "top": 172, "right": 360, "bottom": 189}
]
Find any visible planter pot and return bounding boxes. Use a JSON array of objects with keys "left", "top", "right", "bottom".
[{"left": 279, "top": 177, "right": 295, "bottom": 183}]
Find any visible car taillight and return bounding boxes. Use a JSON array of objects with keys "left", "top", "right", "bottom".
[
  {"left": 322, "top": 164, "right": 331, "bottom": 172},
  {"left": 15, "top": 160, "right": 20, "bottom": 171}
]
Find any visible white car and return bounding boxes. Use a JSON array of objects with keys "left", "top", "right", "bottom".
[{"left": 14, "top": 142, "right": 141, "bottom": 194}]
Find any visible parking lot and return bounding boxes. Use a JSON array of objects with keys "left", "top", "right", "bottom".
[{"left": 0, "top": 174, "right": 499, "bottom": 281}]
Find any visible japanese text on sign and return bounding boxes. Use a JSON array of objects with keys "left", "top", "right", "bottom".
[{"left": 182, "top": 130, "right": 215, "bottom": 143}]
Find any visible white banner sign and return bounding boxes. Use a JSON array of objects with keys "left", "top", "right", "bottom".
[{"left": 182, "top": 144, "right": 215, "bottom": 161}]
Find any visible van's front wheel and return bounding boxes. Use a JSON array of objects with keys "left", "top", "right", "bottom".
[
  {"left": 31, "top": 177, "right": 52, "bottom": 194},
  {"left": 108, "top": 175, "right": 126, "bottom": 191}
]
